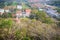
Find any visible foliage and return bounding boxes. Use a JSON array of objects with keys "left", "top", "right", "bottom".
[
  {"left": 48, "top": 1, "right": 60, "bottom": 7},
  {"left": 56, "top": 8, "right": 60, "bottom": 13},
  {"left": 0, "top": 18, "right": 60, "bottom": 40},
  {"left": 12, "top": 1, "right": 17, "bottom": 6},
  {"left": 0, "top": 18, "right": 59, "bottom": 40},
  {"left": 0, "top": 2, "right": 5, "bottom": 8},
  {"left": 0, "top": 19, "right": 13, "bottom": 28},
  {"left": 1, "top": 13, "right": 12, "bottom": 18},
  {"left": 30, "top": 9, "right": 54, "bottom": 24},
  {"left": 22, "top": 3, "right": 30, "bottom": 9}
]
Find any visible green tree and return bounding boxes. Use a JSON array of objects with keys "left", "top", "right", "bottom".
[
  {"left": 30, "top": 9, "right": 53, "bottom": 24},
  {"left": 0, "top": 2, "right": 5, "bottom": 8},
  {"left": 1, "top": 13, "right": 12, "bottom": 18},
  {"left": 56, "top": 8, "right": 60, "bottom": 13},
  {"left": 0, "top": 19, "right": 13, "bottom": 28}
]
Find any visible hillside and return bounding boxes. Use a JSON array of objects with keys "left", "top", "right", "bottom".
[
  {"left": 0, "top": 18, "right": 60, "bottom": 40},
  {"left": 0, "top": 0, "right": 60, "bottom": 40},
  {"left": 0, "top": 10, "right": 60, "bottom": 40}
]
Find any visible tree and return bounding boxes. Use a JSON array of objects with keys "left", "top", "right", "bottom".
[
  {"left": 12, "top": 1, "right": 17, "bottom": 6},
  {"left": 1, "top": 13, "right": 12, "bottom": 18},
  {"left": 0, "top": 2, "right": 5, "bottom": 8},
  {"left": 56, "top": 8, "right": 60, "bottom": 13},
  {"left": 0, "top": 19, "right": 13, "bottom": 28},
  {"left": 30, "top": 9, "right": 53, "bottom": 24}
]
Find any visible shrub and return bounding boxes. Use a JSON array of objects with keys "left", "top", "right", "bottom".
[
  {"left": 0, "top": 18, "right": 58, "bottom": 40},
  {"left": 30, "top": 9, "right": 54, "bottom": 24},
  {"left": 0, "top": 19, "right": 13, "bottom": 28},
  {"left": 56, "top": 8, "right": 60, "bottom": 13},
  {"left": 1, "top": 13, "right": 12, "bottom": 18}
]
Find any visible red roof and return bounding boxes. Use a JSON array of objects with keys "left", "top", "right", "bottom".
[{"left": 25, "top": 9, "right": 31, "bottom": 13}]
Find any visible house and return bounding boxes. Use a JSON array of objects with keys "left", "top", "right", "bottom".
[
  {"left": 38, "top": 7, "right": 44, "bottom": 11},
  {"left": 45, "top": 5, "right": 56, "bottom": 9},
  {"left": 15, "top": 9, "right": 31, "bottom": 18},
  {"left": 22, "top": 10, "right": 26, "bottom": 17},
  {"left": 0, "top": 9, "right": 4, "bottom": 15},
  {"left": 4, "top": 6, "right": 10, "bottom": 13},
  {"left": 25, "top": 9, "right": 31, "bottom": 17},
  {"left": 16, "top": 10, "right": 22, "bottom": 18},
  {"left": 7, "top": 6, "right": 17, "bottom": 13},
  {"left": 4, "top": 6, "right": 17, "bottom": 13},
  {"left": 17, "top": 5, "right": 22, "bottom": 9}
]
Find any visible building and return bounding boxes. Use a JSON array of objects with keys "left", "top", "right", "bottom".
[
  {"left": 45, "top": 5, "right": 56, "bottom": 9},
  {"left": 0, "top": 9, "right": 4, "bottom": 15},
  {"left": 16, "top": 10, "right": 22, "bottom": 18},
  {"left": 25, "top": 9, "right": 31, "bottom": 17},
  {"left": 4, "top": 7, "right": 10, "bottom": 13},
  {"left": 15, "top": 9, "right": 31, "bottom": 18},
  {"left": 17, "top": 5, "right": 22, "bottom": 9}
]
